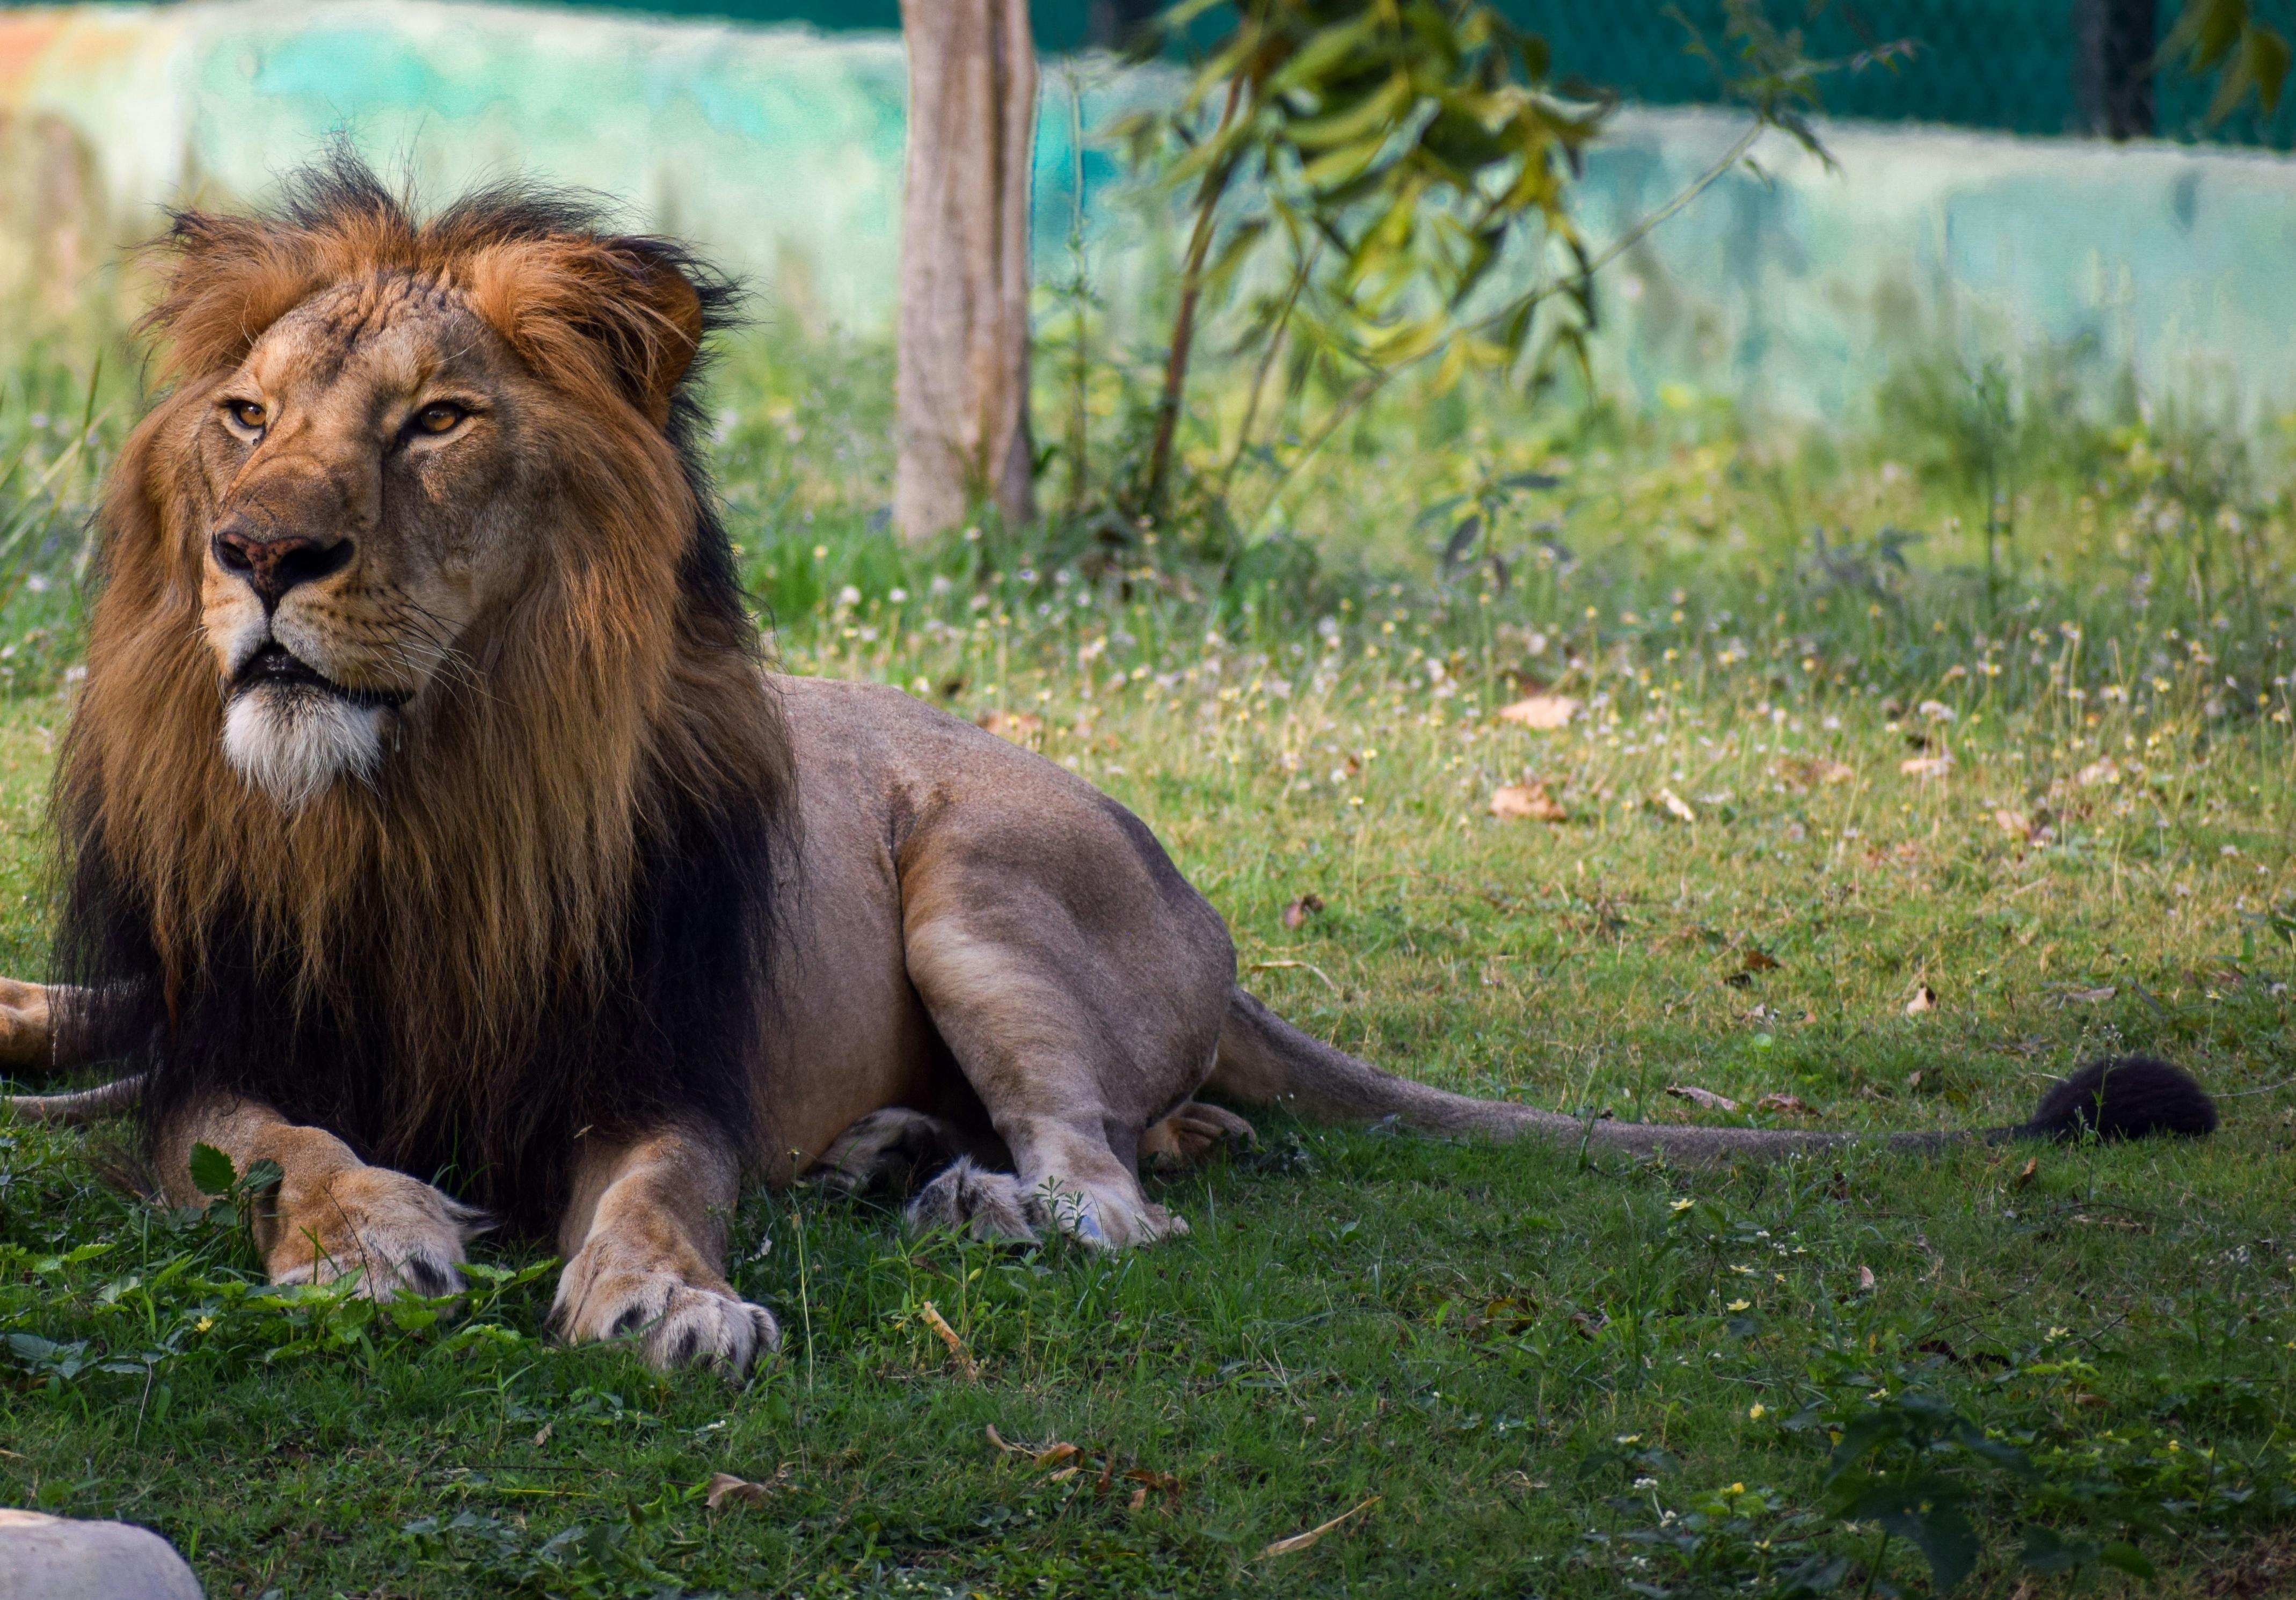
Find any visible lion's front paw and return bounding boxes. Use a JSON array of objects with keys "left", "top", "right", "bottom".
[
  {"left": 552, "top": 1245, "right": 778, "bottom": 1373},
  {"left": 263, "top": 1165, "right": 483, "bottom": 1299}
]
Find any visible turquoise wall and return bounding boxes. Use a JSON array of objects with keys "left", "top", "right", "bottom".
[{"left": 2, "top": 1, "right": 2292, "bottom": 426}]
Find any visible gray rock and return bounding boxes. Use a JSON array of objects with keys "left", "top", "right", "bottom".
[{"left": 0, "top": 1508, "right": 202, "bottom": 1600}]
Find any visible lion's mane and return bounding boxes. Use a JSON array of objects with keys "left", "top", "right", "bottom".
[{"left": 54, "top": 154, "right": 793, "bottom": 1226}]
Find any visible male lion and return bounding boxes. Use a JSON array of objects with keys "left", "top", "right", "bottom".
[{"left": 1, "top": 158, "right": 2214, "bottom": 1372}]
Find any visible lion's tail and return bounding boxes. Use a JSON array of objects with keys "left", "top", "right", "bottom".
[
  {"left": 1207, "top": 988, "right": 2217, "bottom": 1160},
  {"left": 2, "top": 1074, "right": 147, "bottom": 1126}
]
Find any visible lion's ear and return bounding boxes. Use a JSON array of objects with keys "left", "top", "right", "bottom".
[
  {"left": 465, "top": 236, "right": 708, "bottom": 428},
  {"left": 141, "top": 209, "right": 325, "bottom": 380}
]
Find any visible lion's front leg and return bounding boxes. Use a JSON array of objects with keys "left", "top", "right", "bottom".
[
  {"left": 551, "top": 1123, "right": 777, "bottom": 1374},
  {"left": 159, "top": 1100, "right": 480, "bottom": 1297}
]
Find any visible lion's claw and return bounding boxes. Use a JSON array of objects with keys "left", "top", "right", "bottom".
[{"left": 552, "top": 1246, "right": 777, "bottom": 1373}]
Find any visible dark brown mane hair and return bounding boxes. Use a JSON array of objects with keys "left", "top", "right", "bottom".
[{"left": 54, "top": 151, "right": 792, "bottom": 1227}]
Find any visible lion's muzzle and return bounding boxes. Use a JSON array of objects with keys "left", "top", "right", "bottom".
[
  {"left": 211, "top": 518, "right": 355, "bottom": 611},
  {"left": 232, "top": 641, "right": 411, "bottom": 712}
]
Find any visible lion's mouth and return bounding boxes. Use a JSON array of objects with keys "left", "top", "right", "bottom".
[{"left": 234, "top": 642, "right": 412, "bottom": 712}]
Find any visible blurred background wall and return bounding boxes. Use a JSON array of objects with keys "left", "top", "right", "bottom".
[{"left": 2, "top": 0, "right": 2292, "bottom": 425}]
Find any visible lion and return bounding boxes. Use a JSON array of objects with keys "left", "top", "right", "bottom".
[{"left": 0, "top": 156, "right": 2216, "bottom": 1373}]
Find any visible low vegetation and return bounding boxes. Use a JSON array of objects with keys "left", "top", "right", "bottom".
[{"left": 4, "top": 330, "right": 2295, "bottom": 1596}]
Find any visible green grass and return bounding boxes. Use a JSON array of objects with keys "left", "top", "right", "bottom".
[{"left": 5, "top": 333, "right": 2296, "bottom": 1597}]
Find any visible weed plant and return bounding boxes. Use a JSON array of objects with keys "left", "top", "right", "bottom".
[{"left": 2, "top": 325, "right": 2294, "bottom": 1596}]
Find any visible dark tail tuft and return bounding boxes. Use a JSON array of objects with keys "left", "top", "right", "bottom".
[{"left": 2018, "top": 1055, "right": 2217, "bottom": 1143}]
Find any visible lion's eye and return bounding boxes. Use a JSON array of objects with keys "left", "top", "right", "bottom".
[
  {"left": 223, "top": 399, "right": 266, "bottom": 434},
  {"left": 413, "top": 403, "right": 467, "bottom": 436}
]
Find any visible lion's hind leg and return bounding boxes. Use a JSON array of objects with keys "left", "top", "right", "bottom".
[
  {"left": 901, "top": 1114, "right": 1189, "bottom": 1251},
  {"left": 1141, "top": 1101, "right": 1256, "bottom": 1173},
  {"left": 904, "top": 1155, "right": 1050, "bottom": 1241},
  {"left": 815, "top": 1107, "right": 970, "bottom": 1197},
  {"left": 900, "top": 887, "right": 1228, "bottom": 1251}
]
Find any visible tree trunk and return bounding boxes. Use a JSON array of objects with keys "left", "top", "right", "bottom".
[
  {"left": 2074, "top": 0, "right": 2155, "bottom": 140},
  {"left": 895, "top": 0, "right": 1038, "bottom": 543}
]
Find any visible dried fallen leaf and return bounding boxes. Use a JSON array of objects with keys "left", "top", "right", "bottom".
[
  {"left": 2061, "top": 985, "right": 2117, "bottom": 1004},
  {"left": 1774, "top": 755, "right": 1858, "bottom": 788},
  {"left": 1905, "top": 983, "right": 1937, "bottom": 1014},
  {"left": 1280, "top": 893, "right": 1325, "bottom": 930},
  {"left": 986, "top": 1424, "right": 1081, "bottom": 1468},
  {"left": 1498, "top": 693, "right": 1579, "bottom": 730},
  {"left": 1656, "top": 787, "right": 1697, "bottom": 823},
  {"left": 1857, "top": 1265, "right": 1877, "bottom": 1291},
  {"left": 706, "top": 1470, "right": 785, "bottom": 1511},
  {"left": 1666, "top": 1084, "right": 1741, "bottom": 1112},
  {"left": 2011, "top": 1156, "right": 2039, "bottom": 1190},
  {"left": 531, "top": 1423, "right": 552, "bottom": 1447},
  {"left": 1755, "top": 1093, "right": 1817, "bottom": 1117},
  {"left": 2076, "top": 757, "right": 2120, "bottom": 787},
  {"left": 1738, "top": 949, "right": 1781, "bottom": 972},
  {"left": 976, "top": 708, "right": 1045, "bottom": 745},
  {"left": 1124, "top": 1467, "right": 1180, "bottom": 1508},
  {"left": 1899, "top": 755, "right": 1954, "bottom": 779},
  {"left": 920, "top": 1301, "right": 978, "bottom": 1381},
  {"left": 1490, "top": 781, "right": 1568, "bottom": 822},
  {"left": 1261, "top": 1496, "right": 1381, "bottom": 1559},
  {"left": 1993, "top": 808, "right": 2035, "bottom": 840}
]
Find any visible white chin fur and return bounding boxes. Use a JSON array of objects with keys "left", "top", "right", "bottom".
[{"left": 223, "top": 687, "right": 385, "bottom": 809}]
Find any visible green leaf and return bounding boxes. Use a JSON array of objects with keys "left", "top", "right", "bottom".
[
  {"left": 1412, "top": 493, "right": 1469, "bottom": 529},
  {"left": 239, "top": 1158, "right": 284, "bottom": 1195},
  {"left": 188, "top": 1142, "right": 238, "bottom": 1197},
  {"left": 1284, "top": 75, "right": 1412, "bottom": 151},
  {"left": 1300, "top": 134, "right": 1395, "bottom": 195},
  {"left": 2100, "top": 1541, "right": 2158, "bottom": 1580},
  {"left": 2021, "top": 1524, "right": 2098, "bottom": 1573},
  {"left": 2248, "top": 25, "right": 2291, "bottom": 118},
  {"left": 1879, "top": 1492, "right": 1978, "bottom": 1594},
  {"left": 1201, "top": 216, "right": 1272, "bottom": 299},
  {"left": 2165, "top": 0, "right": 2248, "bottom": 73},
  {"left": 1266, "top": 12, "right": 1386, "bottom": 95},
  {"left": 1441, "top": 514, "right": 1484, "bottom": 571}
]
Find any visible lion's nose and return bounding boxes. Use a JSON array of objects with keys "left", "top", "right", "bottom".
[{"left": 210, "top": 521, "right": 354, "bottom": 609}]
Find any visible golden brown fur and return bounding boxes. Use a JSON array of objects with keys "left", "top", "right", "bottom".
[
  {"left": 70, "top": 178, "right": 784, "bottom": 1144},
  {"left": 13, "top": 155, "right": 797, "bottom": 1366}
]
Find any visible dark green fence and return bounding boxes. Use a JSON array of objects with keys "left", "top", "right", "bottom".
[{"left": 56, "top": 0, "right": 2285, "bottom": 147}]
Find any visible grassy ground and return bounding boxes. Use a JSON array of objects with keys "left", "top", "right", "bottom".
[{"left": 3, "top": 333, "right": 2296, "bottom": 1596}]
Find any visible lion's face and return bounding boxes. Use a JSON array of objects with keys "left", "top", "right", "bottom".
[{"left": 189, "top": 275, "right": 546, "bottom": 807}]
